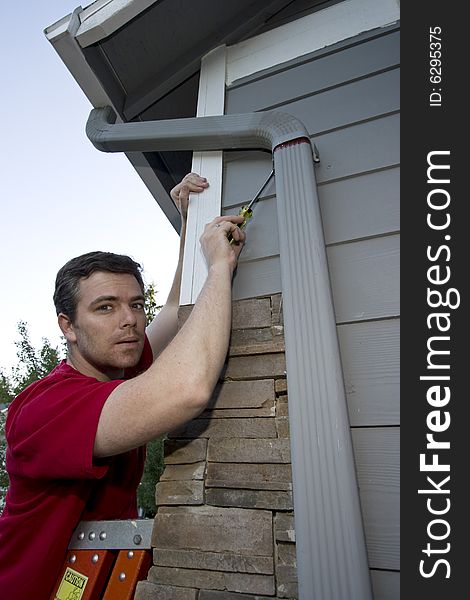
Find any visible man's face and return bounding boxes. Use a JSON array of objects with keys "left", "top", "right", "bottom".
[{"left": 63, "top": 271, "right": 147, "bottom": 380}]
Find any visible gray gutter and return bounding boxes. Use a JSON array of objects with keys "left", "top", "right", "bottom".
[
  {"left": 86, "top": 106, "right": 373, "bottom": 600},
  {"left": 86, "top": 106, "right": 309, "bottom": 153}
]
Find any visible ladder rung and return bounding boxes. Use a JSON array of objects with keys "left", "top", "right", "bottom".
[
  {"left": 68, "top": 519, "right": 154, "bottom": 550},
  {"left": 102, "top": 550, "right": 152, "bottom": 600}
]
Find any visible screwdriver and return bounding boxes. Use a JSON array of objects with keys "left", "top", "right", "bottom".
[{"left": 228, "top": 168, "right": 275, "bottom": 244}]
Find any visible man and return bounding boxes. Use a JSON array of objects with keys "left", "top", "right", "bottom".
[{"left": 0, "top": 173, "right": 246, "bottom": 599}]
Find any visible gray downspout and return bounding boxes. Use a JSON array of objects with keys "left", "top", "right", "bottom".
[{"left": 87, "top": 107, "right": 373, "bottom": 600}]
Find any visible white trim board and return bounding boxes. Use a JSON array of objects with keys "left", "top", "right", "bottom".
[
  {"left": 226, "top": 0, "right": 400, "bottom": 84},
  {"left": 180, "top": 46, "right": 226, "bottom": 306}
]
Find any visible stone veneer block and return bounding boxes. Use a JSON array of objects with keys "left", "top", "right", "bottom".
[
  {"left": 159, "top": 461, "right": 206, "bottom": 481},
  {"left": 155, "top": 297, "right": 295, "bottom": 599},
  {"left": 206, "top": 488, "right": 293, "bottom": 511},
  {"left": 153, "top": 548, "right": 273, "bottom": 574},
  {"left": 135, "top": 581, "right": 198, "bottom": 600},
  {"left": 232, "top": 298, "right": 272, "bottom": 329},
  {"left": 276, "top": 396, "right": 289, "bottom": 417},
  {"left": 170, "top": 417, "right": 277, "bottom": 439},
  {"left": 276, "top": 416, "right": 290, "bottom": 438},
  {"left": 208, "top": 380, "right": 275, "bottom": 409},
  {"left": 155, "top": 480, "right": 203, "bottom": 505},
  {"left": 271, "top": 294, "right": 284, "bottom": 326},
  {"left": 148, "top": 566, "right": 275, "bottom": 596},
  {"left": 180, "top": 298, "right": 272, "bottom": 331},
  {"left": 206, "top": 463, "right": 293, "bottom": 491},
  {"left": 274, "top": 513, "right": 296, "bottom": 542},
  {"left": 164, "top": 438, "right": 207, "bottom": 464},
  {"left": 276, "top": 543, "right": 299, "bottom": 599},
  {"left": 277, "top": 542, "right": 297, "bottom": 564},
  {"left": 229, "top": 326, "right": 285, "bottom": 356},
  {"left": 201, "top": 403, "right": 275, "bottom": 419},
  {"left": 224, "top": 353, "right": 286, "bottom": 380},
  {"left": 274, "top": 378, "right": 288, "bottom": 394},
  {"left": 153, "top": 506, "right": 273, "bottom": 556},
  {"left": 207, "top": 438, "right": 291, "bottom": 463}
]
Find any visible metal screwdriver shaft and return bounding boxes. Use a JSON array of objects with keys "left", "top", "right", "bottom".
[{"left": 228, "top": 169, "right": 275, "bottom": 243}]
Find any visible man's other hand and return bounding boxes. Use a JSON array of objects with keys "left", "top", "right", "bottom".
[
  {"left": 200, "top": 215, "right": 246, "bottom": 276},
  {"left": 170, "top": 173, "right": 209, "bottom": 220}
]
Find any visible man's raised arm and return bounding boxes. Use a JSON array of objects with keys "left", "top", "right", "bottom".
[
  {"left": 146, "top": 173, "right": 208, "bottom": 358},
  {"left": 93, "top": 210, "right": 246, "bottom": 457}
]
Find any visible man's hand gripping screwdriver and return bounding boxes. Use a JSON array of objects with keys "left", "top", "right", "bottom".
[{"left": 228, "top": 169, "right": 274, "bottom": 244}]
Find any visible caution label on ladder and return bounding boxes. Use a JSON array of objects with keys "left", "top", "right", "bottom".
[{"left": 55, "top": 567, "right": 88, "bottom": 600}]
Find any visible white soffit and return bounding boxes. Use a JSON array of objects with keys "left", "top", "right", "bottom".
[
  {"left": 226, "top": 0, "right": 400, "bottom": 84},
  {"left": 76, "top": 0, "right": 160, "bottom": 48}
]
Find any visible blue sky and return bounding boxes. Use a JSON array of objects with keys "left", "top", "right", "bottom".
[{"left": 0, "top": 1, "right": 180, "bottom": 372}]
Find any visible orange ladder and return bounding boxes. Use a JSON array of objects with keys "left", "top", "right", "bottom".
[{"left": 50, "top": 519, "right": 153, "bottom": 600}]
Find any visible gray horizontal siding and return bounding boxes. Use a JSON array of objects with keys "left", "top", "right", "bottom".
[
  {"left": 313, "top": 113, "right": 400, "bottom": 183},
  {"left": 338, "top": 319, "right": 399, "bottom": 426},
  {"left": 223, "top": 164, "right": 400, "bottom": 251},
  {"left": 227, "top": 180, "right": 399, "bottom": 276},
  {"left": 319, "top": 167, "right": 399, "bottom": 244},
  {"left": 222, "top": 196, "right": 278, "bottom": 262},
  {"left": 327, "top": 234, "right": 400, "bottom": 323},
  {"left": 227, "top": 30, "right": 400, "bottom": 111},
  {"left": 222, "top": 151, "right": 274, "bottom": 208},
  {"left": 231, "top": 257, "right": 281, "bottom": 302},
  {"left": 352, "top": 427, "right": 400, "bottom": 570},
  {"left": 260, "top": 67, "right": 399, "bottom": 136},
  {"left": 223, "top": 162, "right": 400, "bottom": 245},
  {"left": 223, "top": 112, "right": 400, "bottom": 211}
]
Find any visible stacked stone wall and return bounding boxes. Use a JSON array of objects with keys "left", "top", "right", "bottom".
[{"left": 135, "top": 294, "right": 298, "bottom": 599}]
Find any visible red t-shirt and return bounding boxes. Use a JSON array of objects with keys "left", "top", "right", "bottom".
[{"left": 0, "top": 338, "right": 153, "bottom": 600}]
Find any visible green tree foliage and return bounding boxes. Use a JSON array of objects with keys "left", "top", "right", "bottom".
[
  {"left": 0, "top": 373, "right": 14, "bottom": 406},
  {"left": 144, "top": 281, "right": 162, "bottom": 324},
  {"left": 1, "top": 283, "right": 165, "bottom": 516},
  {"left": 139, "top": 281, "right": 164, "bottom": 516},
  {"left": 137, "top": 437, "right": 165, "bottom": 518},
  {"left": 0, "top": 321, "right": 62, "bottom": 403},
  {"left": 0, "top": 322, "right": 62, "bottom": 513},
  {"left": 11, "top": 321, "right": 62, "bottom": 396}
]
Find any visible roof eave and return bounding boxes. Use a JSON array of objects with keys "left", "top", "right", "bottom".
[{"left": 45, "top": 5, "right": 180, "bottom": 231}]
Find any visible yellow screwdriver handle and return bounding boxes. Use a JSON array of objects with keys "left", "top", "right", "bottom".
[
  {"left": 227, "top": 169, "right": 274, "bottom": 244},
  {"left": 228, "top": 205, "right": 253, "bottom": 244}
]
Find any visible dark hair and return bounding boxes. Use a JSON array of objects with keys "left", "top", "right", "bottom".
[{"left": 53, "top": 251, "right": 145, "bottom": 322}]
